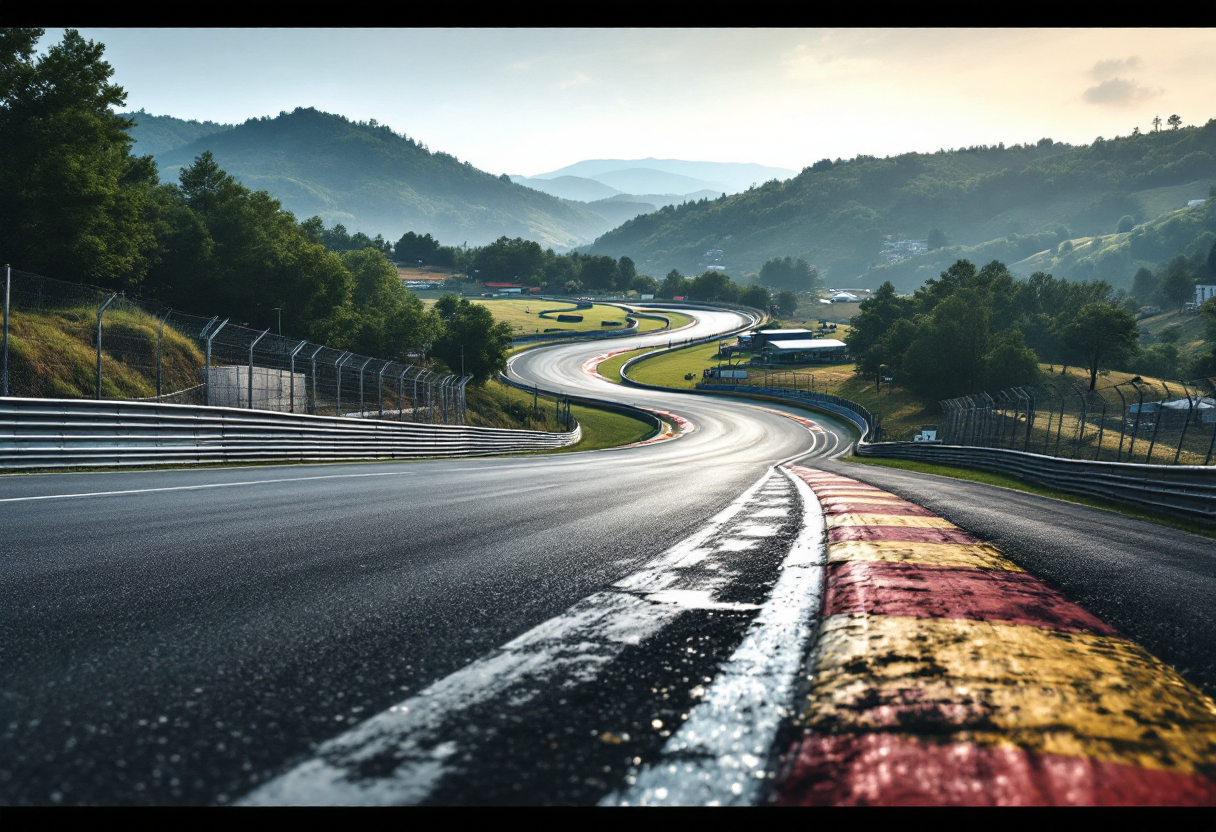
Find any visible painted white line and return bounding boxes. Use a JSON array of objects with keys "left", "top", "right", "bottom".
[
  {"left": 604, "top": 465, "right": 826, "bottom": 806},
  {"left": 0, "top": 471, "right": 417, "bottom": 503},
  {"left": 240, "top": 468, "right": 791, "bottom": 806}
]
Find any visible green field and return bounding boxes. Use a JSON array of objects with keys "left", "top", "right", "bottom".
[{"left": 422, "top": 297, "right": 668, "bottom": 336}]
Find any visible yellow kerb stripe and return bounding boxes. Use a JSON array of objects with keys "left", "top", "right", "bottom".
[
  {"left": 826, "top": 540, "right": 1021, "bottom": 571},
  {"left": 802, "top": 615, "right": 1216, "bottom": 775},
  {"left": 825, "top": 514, "right": 956, "bottom": 529}
]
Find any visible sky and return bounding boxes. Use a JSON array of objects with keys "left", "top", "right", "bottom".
[{"left": 64, "top": 28, "right": 1216, "bottom": 178}]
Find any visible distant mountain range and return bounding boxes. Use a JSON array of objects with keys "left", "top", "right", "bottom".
[
  {"left": 529, "top": 158, "right": 797, "bottom": 194},
  {"left": 124, "top": 111, "right": 784, "bottom": 252}
]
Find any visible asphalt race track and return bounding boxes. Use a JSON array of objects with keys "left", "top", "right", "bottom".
[{"left": 2, "top": 305, "right": 1213, "bottom": 805}]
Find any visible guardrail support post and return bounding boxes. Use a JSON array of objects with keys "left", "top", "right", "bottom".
[
  {"left": 1112, "top": 383, "right": 1129, "bottom": 462},
  {"left": 3, "top": 264, "right": 11, "bottom": 397},
  {"left": 247, "top": 329, "right": 269, "bottom": 409},
  {"left": 95, "top": 294, "right": 117, "bottom": 400}
]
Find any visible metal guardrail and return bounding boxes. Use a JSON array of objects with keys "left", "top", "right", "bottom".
[
  {"left": 695, "top": 384, "right": 877, "bottom": 440},
  {"left": 855, "top": 440, "right": 1216, "bottom": 525},
  {"left": 0, "top": 397, "right": 580, "bottom": 470},
  {"left": 497, "top": 373, "right": 664, "bottom": 441}
]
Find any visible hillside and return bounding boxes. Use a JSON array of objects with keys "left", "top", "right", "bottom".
[
  {"left": 153, "top": 108, "right": 612, "bottom": 251},
  {"left": 124, "top": 109, "right": 234, "bottom": 157},
  {"left": 585, "top": 121, "right": 1216, "bottom": 290}
]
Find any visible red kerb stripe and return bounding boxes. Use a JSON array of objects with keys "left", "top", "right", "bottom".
[
  {"left": 776, "top": 733, "right": 1216, "bottom": 806},
  {"left": 823, "top": 561, "right": 1117, "bottom": 635}
]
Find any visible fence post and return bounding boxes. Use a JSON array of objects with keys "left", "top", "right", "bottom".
[
  {"left": 288, "top": 340, "right": 307, "bottom": 413},
  {"left": 377, "top": 361, "right": 390, "bottom": 418},
  {"left": 413, "top": 369, "right": 421, "bottom": 423},
  {"left": 1128, "top": 382, "right": 1147, "bottom": 462},
  {"left": 1145, "top": 381, "right": 1170, "bottom": 463},
  {"left": 397, "top": 367, "right": 409, "bottom": 422},
  {"left": 1093, "top": 394, "right": 1108, "bottom": 461},
  {"left": 1110, "top": 383, "right": 1128, "bottom": 461},
  {"left": 357, "top": 357, "right": 372, "bottom": 417},
  {"left": 459, "top": 375, "right": 470, "bottom": 425},
  {"left": 1067, "top": 384, "right": 1087, "bottom": 458},
  {"left": 1174, "top": 382, "right": 1195, "bottom": 465},
  {"left": 2, "top": 264, "right": 10, "bottom": 397},
  {"left": 307, "top": 345, "right": 324, "bottom": 414},
  {"left": 155, "top": 308, "right": 172, "bottom": 401},
  {"left": 95, "top": 294, "right": 117, "bottom": 400},
  {"left": 247, "top": 329, "right": 269, "bottom": 409},
  {"left": 334, "top": 352, "right": 352, "bottom": 416}
]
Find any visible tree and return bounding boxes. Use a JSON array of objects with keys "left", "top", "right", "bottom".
[
  {"left": 690, "top": 271, "right": 740, "bottom": 302},
  {"left": 1117, "top": 215, "right": 1136, "bottom": 233},
  {"left": 578, "top": 255, "right": 620, "bottom": 292},
  {"left": 900, "top": 289, "right": 993, "bottom": 400},
  {"left": 1158, "top": 255, "right": 1194, "bottom": 309},
  {"left": 431, "top": 294, "right": 513, "bottom": 384},
  {"left": 738, "top": 284, "right": 771, "bottom": 311},
  {"left": 660, "top": 269, "right": 688, "bottom": 298},
  {"left": 927, "top": 228, "right": 949, "bottom": 250},
  {"left": 1055, "top": 302, "right": 1139, "bottom": 390},
  {"left": 617, "top": 256, "right": 637, "bottom": 286},
  {"left": 1152, "top": 115, "right": 1162, "bottom": 132},
  {"left": 0, "top": 28, "right": 157, "bottom": 287},
  {"left": 629, "top": 274, "right": 660, "bottom": 295},
  {"left": 758, "top": 256, "right": 820, "bottom": 292},
  {"left": 1167, "top": 114, "right": 1182, "bottom": 130},
  {"left": 1130, "top": 267, "right": 1159, "bottom": 305},
  {"left": 775, "top": 290, "right": 799, "bottom": 317}
]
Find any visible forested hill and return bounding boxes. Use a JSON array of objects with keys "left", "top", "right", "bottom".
[
  {"left": 125, "top": 110, "right": 234, "bottom": 157},
  {"left": 585, "top": 121, "right": 1216, "bottom": 291},
  {"left": 154, "top": 107, "right": 609, "bottom": 250}
]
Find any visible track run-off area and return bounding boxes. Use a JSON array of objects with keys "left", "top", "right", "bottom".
[{"left": 2, "top": 305, "right": 1214, "bottom": 805}]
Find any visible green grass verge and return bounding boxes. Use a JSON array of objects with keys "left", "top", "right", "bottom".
[
  {"left": 563, "top": 404, "right": 658, "bottom": 452},
  {"left": 844, "top": 455, "right": 1216, "bottom": 539}
]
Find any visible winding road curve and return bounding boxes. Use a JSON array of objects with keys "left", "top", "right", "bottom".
[{"left": 3, "top": 305, "right": 1213, "bottom": 805}]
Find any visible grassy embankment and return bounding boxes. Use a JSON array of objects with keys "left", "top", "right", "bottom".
[
  {"left": 468, "top": 380, "right": 657, "bottom": 452},
  {"left": 10, "top": 306, "right": 654, "bottom": 453},
  {"left": 6, "top": 306, "right": 204, "bottom": 399},
  {"left": 845, "top": 455, "right": 1216, "bottom": 539}
]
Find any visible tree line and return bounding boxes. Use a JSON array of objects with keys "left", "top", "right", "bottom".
[
  {"left": 847, "top": 260, "right": 1149, "bottom": 400},
  {"left": 0, "top": 29, "right": 512, "bottom": 382}
]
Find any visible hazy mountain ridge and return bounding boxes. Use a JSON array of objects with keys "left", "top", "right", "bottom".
[
  {"left": 531, "top": 158, "right": 796, "bottom": 194},
  {"left": 584, "top": 123, "right": 1216, "bottom": 290},
  {"left": 124, "top": 109, "right": 235, "bottom": 157},
  {"left": 147, "top": 108, "right": 611, "bottom": 250}
]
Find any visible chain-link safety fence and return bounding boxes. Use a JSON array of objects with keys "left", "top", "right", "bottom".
[
  {"left": 938, "top": 377, "right": 1216, "bottom": 466},
  {"left": 1, "top": 266, "right": 467, "bottom": 424}
]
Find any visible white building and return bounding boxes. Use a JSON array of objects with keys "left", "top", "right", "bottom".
[{"left": 1196, "top": 285, "right": 1216, "bottom": 306}]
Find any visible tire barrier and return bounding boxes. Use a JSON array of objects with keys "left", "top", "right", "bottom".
[{"left": 0, "top": 397, "right": 580, "bottom": 471}]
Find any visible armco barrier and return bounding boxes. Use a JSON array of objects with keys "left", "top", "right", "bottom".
[
  {"left": 856, "top": 440, "right": 1216, "bottom": 526},
  {"left": 695, "top": 384, "right": 877, "bottom": 440},
  {"left": 0, "top": 397, "right": 580, "bottom": 470}
]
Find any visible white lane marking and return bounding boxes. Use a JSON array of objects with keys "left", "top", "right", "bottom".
[
  {"left": 0, "top": 471, "right": 416, "bottom": 503},
  {"left": 239, "top": 469, "right": 789, "bottom": 806},
  {"left": 606, "top": 465, "right": 827, "bottom": 806}
]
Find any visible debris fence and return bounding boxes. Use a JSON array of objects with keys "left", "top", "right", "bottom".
[
  {"left": 1, "top": 266, "right": 467, "bottom": 424},
  {"left": 938, "top": 379, "right": 1216, "bottom": 466}
]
